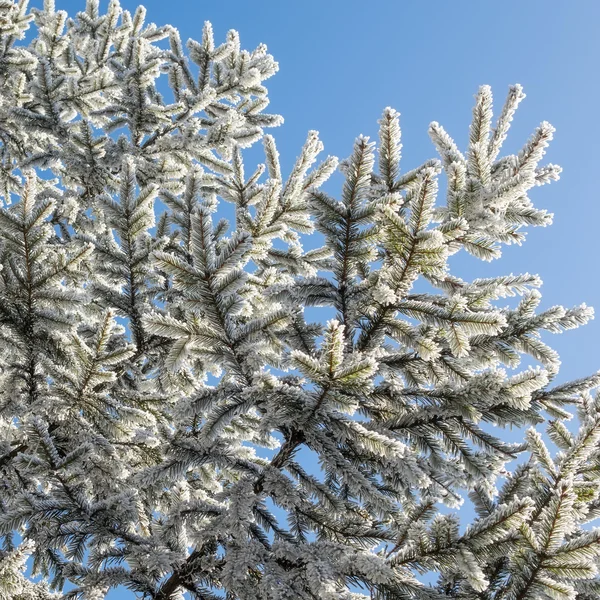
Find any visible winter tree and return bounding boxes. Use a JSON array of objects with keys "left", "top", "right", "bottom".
[{"left": 0, "top": 1, "right": 598, "bottom": 599}]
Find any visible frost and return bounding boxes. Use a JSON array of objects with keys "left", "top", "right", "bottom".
[{"left": 0, "top": 5, "right": 597, "bottom": 600}]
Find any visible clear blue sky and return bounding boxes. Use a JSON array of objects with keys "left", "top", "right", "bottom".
[{"left": 45, "top": 0, "right": 600, "bottom": 597}]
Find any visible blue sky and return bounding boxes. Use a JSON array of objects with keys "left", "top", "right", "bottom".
[{"left": 39, "top": 0, "right": 600, "bottom": 597}]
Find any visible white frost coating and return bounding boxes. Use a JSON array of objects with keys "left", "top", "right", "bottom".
[{"left": 0, "top": 2, "right": 597, "bottom": 600}]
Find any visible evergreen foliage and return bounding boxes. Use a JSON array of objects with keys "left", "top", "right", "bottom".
[{"left": 0, "top": 2, "right": 597, "bottom": 599}]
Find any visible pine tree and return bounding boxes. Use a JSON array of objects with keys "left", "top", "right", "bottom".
[{"left": 0, "top": 2, "right": 598, "bottom": 599}]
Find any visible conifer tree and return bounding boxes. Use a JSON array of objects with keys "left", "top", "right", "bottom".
[{"left": 0, "top": 2, "right": 598, "bottom": 599}]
